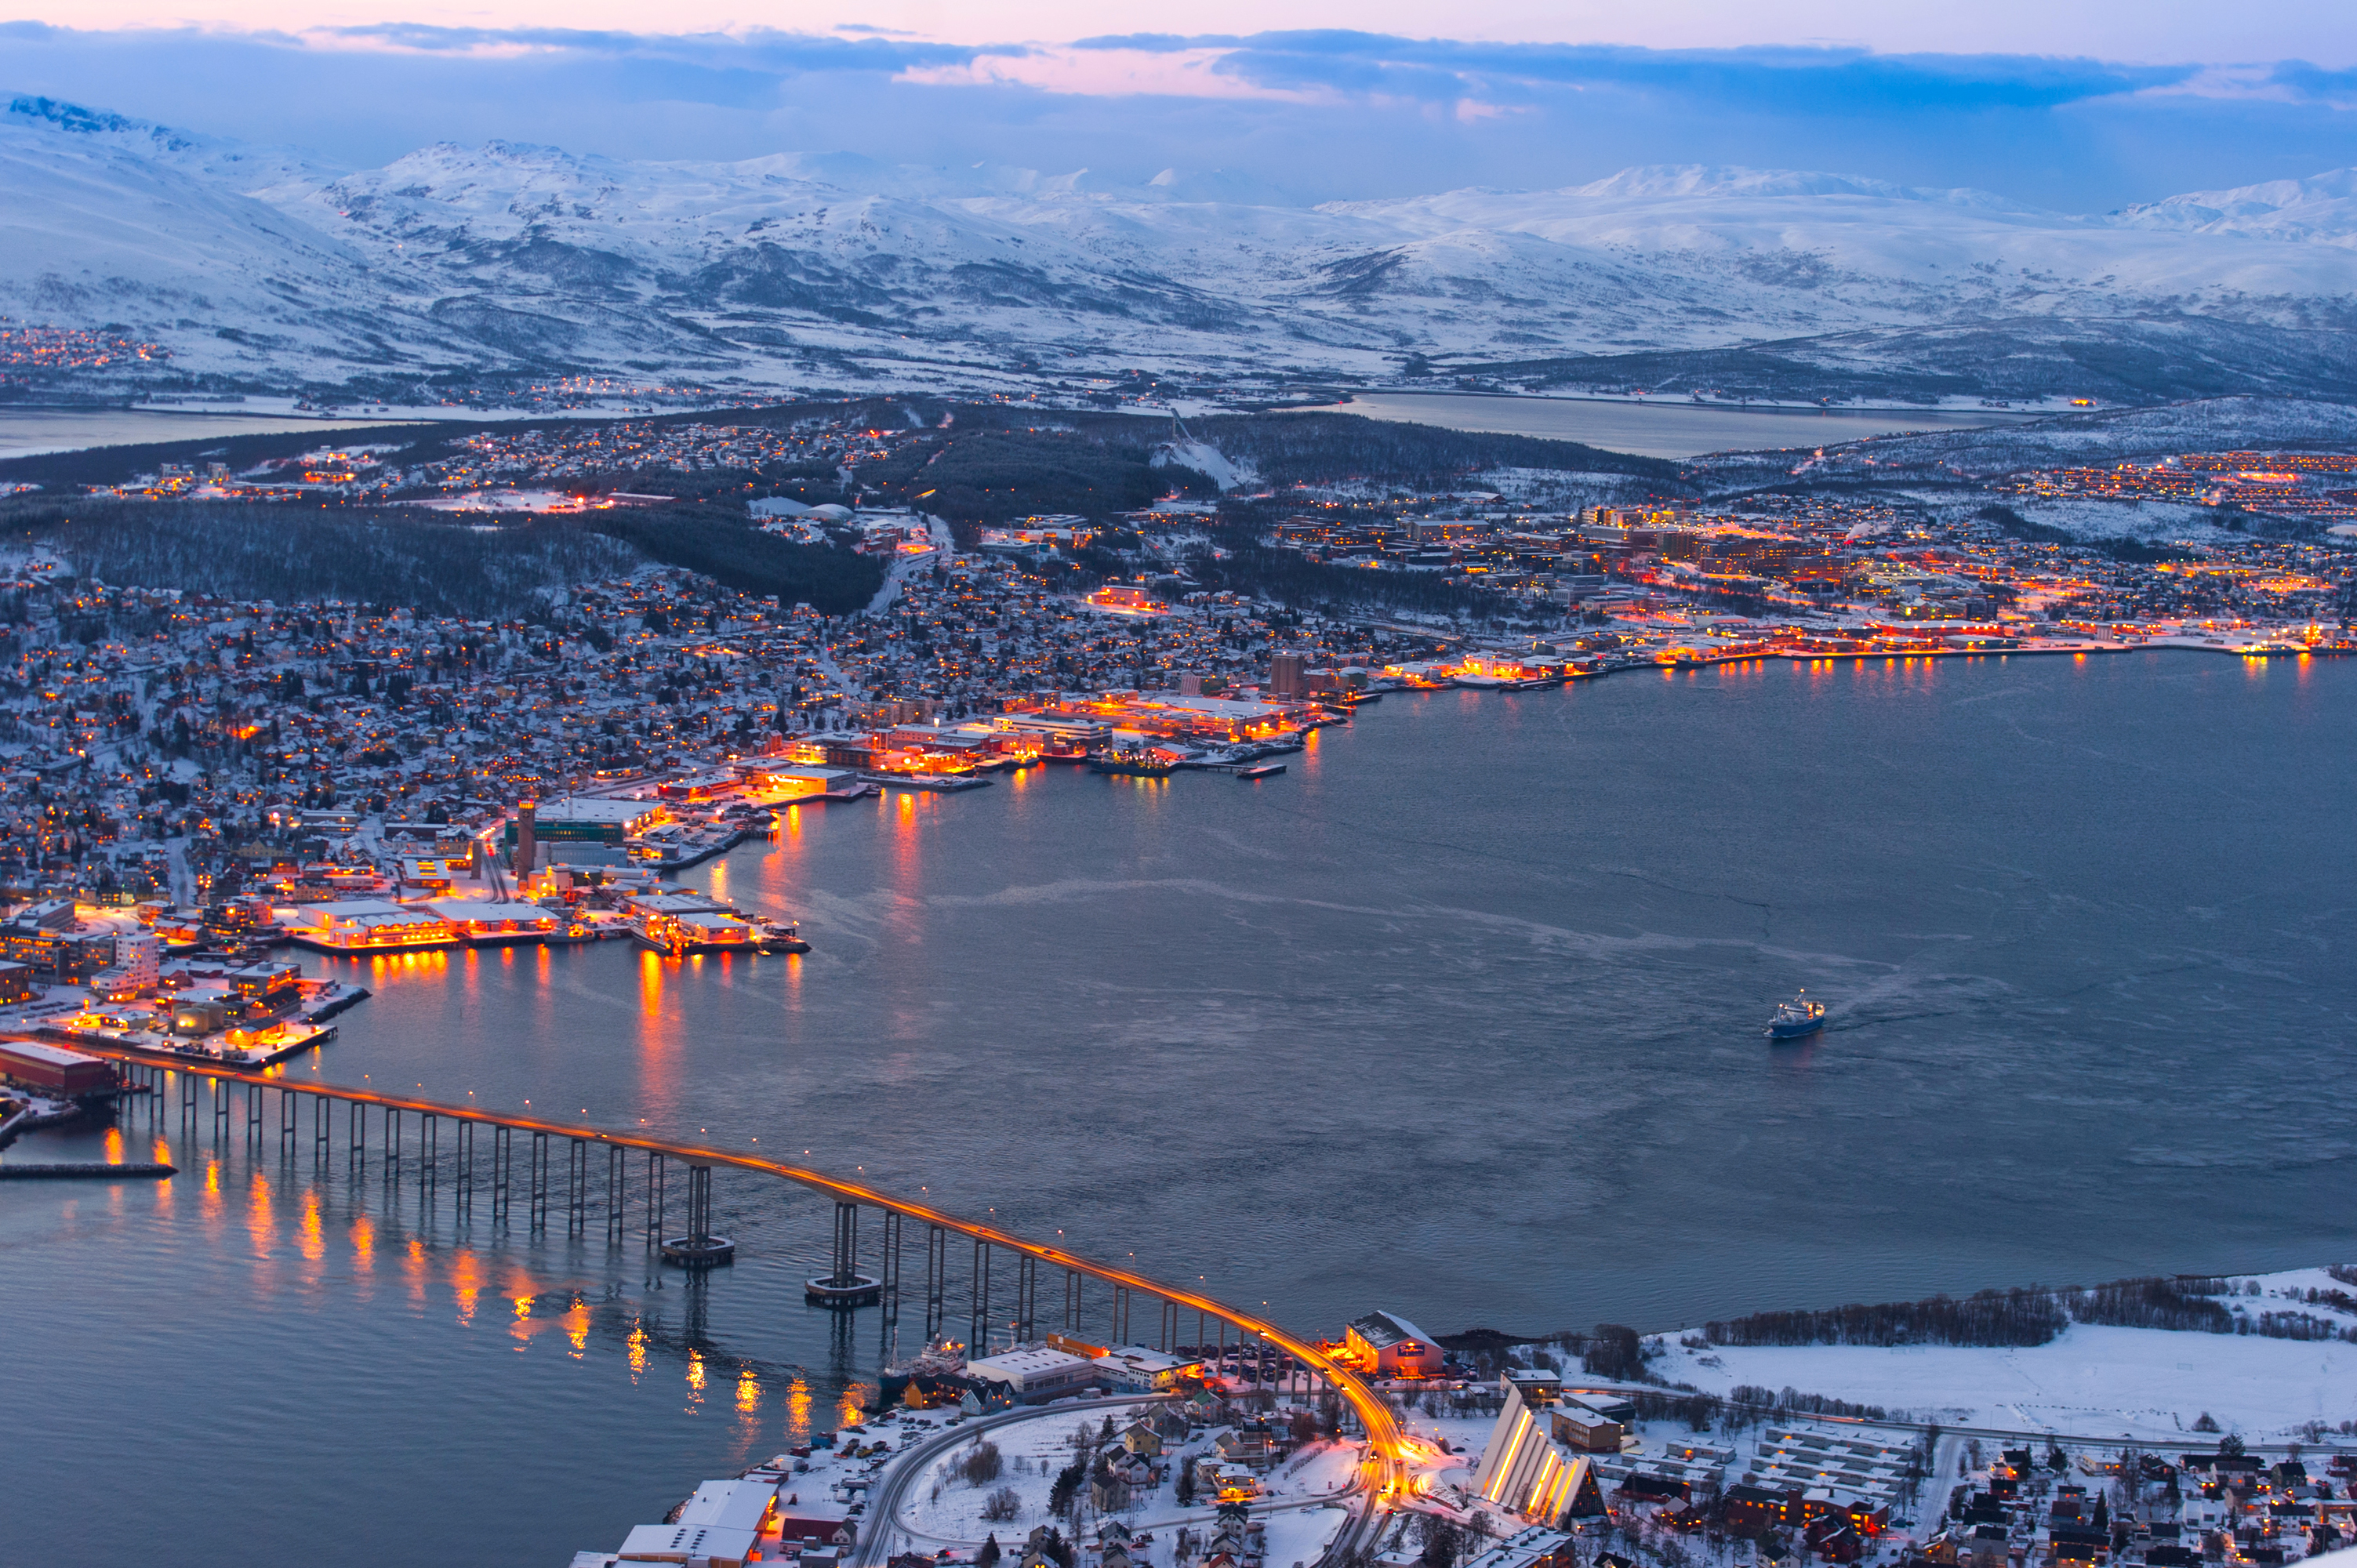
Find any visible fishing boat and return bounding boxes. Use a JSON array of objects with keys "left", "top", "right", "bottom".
[
  {"left": 1087, "top": 746, "right": 1177, "bottom": 779},
  {"left": 1765, "top": 991, "right": 1826, "bottom": 1041},
  {"left": 873, "top": 1337, "right": 971, "bottom": 1412}
]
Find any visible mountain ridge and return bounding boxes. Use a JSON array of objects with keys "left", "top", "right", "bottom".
[{"left": 4, "top": 93, "right": 2353, "bottom": 408}]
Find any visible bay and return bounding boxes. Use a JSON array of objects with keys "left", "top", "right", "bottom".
[
  {"left": 5, "top": 651, "right": 2351, "bottom": 1566},
  {"left": 0, "top": 409, "right": 430, "bottom": 459},
  {"left": 1302, "top": 390, "right": 2041, "bottom": 459}
]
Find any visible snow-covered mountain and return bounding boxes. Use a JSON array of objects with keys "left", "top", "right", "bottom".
[{"left": 4, "top": 94, "right": 2354, "bottom": 405}]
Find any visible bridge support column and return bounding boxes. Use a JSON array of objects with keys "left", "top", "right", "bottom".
[
  {"left": 1160, "top": 1298, "right": 1178, "bottom": 1354},
  {"left": 880, "top": 1210, "right": 902, "bottom": 1319},
  {"left": 805, "top": 1200, "right": 871, "bottom": 1305},
  {"left": 661, "top": 1164, "right": 734, "bottom": 1266},
  {"left": 1111, "top": 1284, "right": 1131, "bottom": 1347},
  {"left": 385, "top": 1107, "right": 401, "bottom": 1185},
  {"left": 492, "top": 1123, "right": 512, "bottom": 1224},
  {"left": 313, "top": 1091, "right": 329, "bottom": 1163},
  {"left": 247, "top": 1080, "right": 262, "bottom": 1142},
  {"left": 528, "top": 1131, "right": 549, "bottom": 1231},
  {"left": 645, "top": 1152, "right": 666, "bottom": 1250},
  {"left": 350, "top": 1099, "right": 364, "bottom": 1174},
  {"left": 833, "top": 1202, "right": 857, "bottom": 1280},
  {"left": 181, "top": 1071, "right": 197, "bottom": 1125},
  {"left": 456, "top": 1120, "right": 474, "bottom": 1220},
  {"left": 1064, "top": 1269, "right": 1080, "bottom": 1334},
  {"left": 280, "top": 1087, "right": 296, "bottom": 1156},
  {"left": 924, "top": 1225, "right": 946, "bottom": 1338},
  {"left": 1015, "top": 1254, "right": 1037, "bottom": 1342},
  {"left": 606, "top": 1144, "right": 626, "bottom": 1246},
  {"left": 969, "top": 1239, "right": 990, "bottom": 1352},
  {"left": 212, "top": 1078, "right": 227, "bottom": 1140},
  {"left": 421, "top": 1114, "right": 437, "bottom": 1204},
  {"left": 567, "top": 1138, "right": 587, "bottom": 1236}
]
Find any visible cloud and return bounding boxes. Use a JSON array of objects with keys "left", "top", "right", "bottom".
[
  {"left": 897, "top": 44, "right": 1337, "bottom": 103},
  {"left": 1, "top": 20, "right": 2352, "bottom": 210}
]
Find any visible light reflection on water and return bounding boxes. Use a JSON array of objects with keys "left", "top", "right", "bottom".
[{"left": 7, "top": 654, "right": 2354, "bottom": 1566}]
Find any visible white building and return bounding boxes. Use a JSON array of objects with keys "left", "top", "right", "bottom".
[
  {"left": 1473, "top": 1379, "right": 1600, "bottom": 1527},
  {"left": 965, "top": 1346, "right": 1099, "bottom": 1399}
]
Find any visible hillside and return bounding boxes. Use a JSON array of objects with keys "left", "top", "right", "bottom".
[{"left": 5, "top": 94, "right": 2356, "bottom": 409}]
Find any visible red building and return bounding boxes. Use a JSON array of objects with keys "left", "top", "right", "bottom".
[{"left": 0, "top": 1039, "right": 119, "bottom": 1096}]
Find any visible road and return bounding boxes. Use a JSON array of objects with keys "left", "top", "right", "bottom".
[{"left": 856, "top": 1395, "right": 1370, "bottom": 1567}]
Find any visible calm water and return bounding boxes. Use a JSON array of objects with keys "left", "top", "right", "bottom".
[
  {"left": 0, "top": 409, "right": 429, "bottom": 459},
  {"left": 1309, "top": 391, "right": 2038, "bottom": 458},
  {"left": 7, "top": 652, "right": 2354, "bottom": 1565}
]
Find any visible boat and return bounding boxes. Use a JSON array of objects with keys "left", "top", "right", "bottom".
[
  {"left": 1087, "top": 747, "right": 1177, "bottom": 778},
  {"left": 873, "top": 1336, "right": 972, "bottom": 1412},
  {"left": 755, "top": 919, "right": 811, "bottom": 955},
  {"left": 1765, "top": 991, "right": 1826, "bottom": 1041}
]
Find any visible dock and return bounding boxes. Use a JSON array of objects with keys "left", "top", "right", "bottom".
[
  {"left": 0, "top": 1162, "right": 176, "bottom": 1180},
  {"left": 858, "top": 774, "right": 993, "bottom": 792}
]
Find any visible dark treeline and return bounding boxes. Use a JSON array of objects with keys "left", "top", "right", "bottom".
[
  {"left": 1193, "top": 412, "right": 1680, "bottom": 487},
  {"left": 576, "top": 504, "right": 884, "bottom": 613},
  {"left": 1726, "top": 1386, "right": 1898, "bottom": 1422},
  {"left": 3, "top": 497, "right": 884, "bottom": 618},
  {"left": 1184, "top": 542, "right": 1506, "bottom": 621},
  {"left": 1701, "top": 1276, "right": 2348, "bottom": 1351},
  {"left": 1706, "top": 1288, "right": 2068, "bottom": 1349},
  {"left": 6, "top": 499, "right": 642, "bottom": 619},
  {"left": 866, "top": 426, "right": 1214, "bottom": 528}
]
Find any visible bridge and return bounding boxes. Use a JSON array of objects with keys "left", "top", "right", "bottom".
[{"left": 89, "top": 1052, "right": 1408, "bottom": 1542}]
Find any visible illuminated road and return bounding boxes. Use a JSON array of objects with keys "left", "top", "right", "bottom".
[{"left": 93, "top": 1054, "right": 1407, "bottom": 1548}]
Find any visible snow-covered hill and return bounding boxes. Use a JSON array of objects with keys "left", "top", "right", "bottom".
[{"left": 4, "top": 94, "right": 2354, "bottom": 405}]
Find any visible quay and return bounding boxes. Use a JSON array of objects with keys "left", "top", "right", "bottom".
[
  {"left": 72, "top": 1048, "right": 1406, "bottom": 1510},
  {"left": 0, "top": 1161, "right": 176, "bottom": 1179}
]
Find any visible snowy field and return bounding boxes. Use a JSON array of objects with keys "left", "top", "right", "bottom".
[{"left": 1650, "top": 1268, "right": 2357, "bottom": 1441}]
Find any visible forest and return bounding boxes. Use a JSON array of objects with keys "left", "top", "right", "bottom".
[
  {"left": 1, "top": 496, "right": 884, "bottom": 618},
  {"left": 1698, "top": 1275, "right": 2349, "bottom": 1349}
]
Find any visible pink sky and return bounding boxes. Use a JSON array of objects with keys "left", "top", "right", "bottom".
[{"left": 6, "top": 0, "right": 2352, "bottom": 68}]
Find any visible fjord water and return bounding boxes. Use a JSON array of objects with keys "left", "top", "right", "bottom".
[
  {"left": 7, "top": 652, "right": 2353, "bottom": 1566},
  {"left": 1313, "top": 390, "right": 2039, "bottom": 458}
]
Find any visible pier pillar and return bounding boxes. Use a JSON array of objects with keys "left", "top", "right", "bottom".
[
  {"left": 421, "top": 1114, "right": 438, "bottom": 1203},
  {"left": 645, "top": 1152, "right": 665, "bottom": 1250},
  {"left": 384, "top": 1107, "right": 401, "bottom": 1185},
  {"left": 567, "top": 1138, "right": 587, "bottom": 1236},
  {"left": 247, "top": 1080, "right": 262, "bottom": 1142},
  {"left": 314, "top": 1092, "right": 329, "bottom": 1160},
  {"left": 970, "top": 1239, "right": 990, "bottom": 1352},
  {"left": 659, "top": 1164, "right": 734, "bottom": 1267},
  {"left": 492, "top": 1123, "right": 511, "bottom": 1223},
  {"left": 880, "top": 1210, "right": 902, "bottom": 1319},
  {"left": 349, "top": 1099, "right": 363, "bottom": 1174},
  {"left": 212, "top": 1078, "right": 227, "bottom": 1140},
  {"left": 528, "top": 1130, "right": 549, "bottom": 1232},
  {"left": 686, "top": 1165, "right": 710, "bottom": 1242},
  {"left": 1015, "top": 1254, "right": 1037, "bottom": 1342},
  {"left": 1064, "top": 1269, "right": 1080, "bottom": 1334},
  {"left": 456, "top": 1120, "right": 474, "bottom": 1219},
  {"left": 924, "top": 1225, "right": 946, "bottom": 1338},
  {"left": 1160, "top": 1299, "right": 1178, "bottom": 1354},
  {"left": 830, "top": 1201, "right": 858, "bottom": 1284},
  {"left": 278, "top": 1087, "right": 294, "bottom": 1154},
  {"left": 606, "top": 1144, "right": 626, "bottom": 1246},
  {"left": 180, "top": 1071, "right": 196, "bottom": 1123}
]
